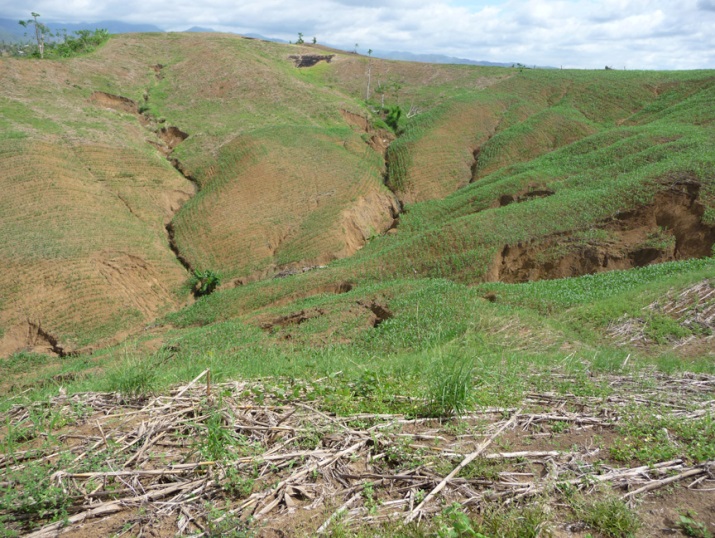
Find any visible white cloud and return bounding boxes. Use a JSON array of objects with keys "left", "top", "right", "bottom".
[{"left": 3, "top": 0, "right": 714, "bottom": 68}]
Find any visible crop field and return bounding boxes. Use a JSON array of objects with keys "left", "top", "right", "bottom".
[{"left": 1, "top": 32, "right": 715, "bottom": 537}]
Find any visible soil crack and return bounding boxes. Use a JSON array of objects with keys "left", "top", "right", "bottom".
[
  {"left": 26, "top": 320, "right": 74, "bottom": 357},
  {"left": 89, "top": 69, "right": 199, "bottom": 277},
  {"left": 341, "top": 109, "right": 404, "bottom": 234}
]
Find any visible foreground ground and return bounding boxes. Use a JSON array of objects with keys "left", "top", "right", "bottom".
[{"left": 2, "top": 365, "right": 714, "bottom": 537}]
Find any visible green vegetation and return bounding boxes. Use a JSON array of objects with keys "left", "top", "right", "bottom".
[
  {"left": 571, "top": 493, "right": 641, "bottom": 537},
  {"left": 434, "top": 502, "right": 548, "bottom": 538},
  {"left": 679, "top": 511, "right": 712, "bottom": 538},
  {"left": 191, "top": 268, "right": 222, "bottom": 297},
  {"left": 384, "top": 104, "right": 403, "bottom": 132},
  {"left": 16, "top": 13, "right": 109, "bottom": 59}
]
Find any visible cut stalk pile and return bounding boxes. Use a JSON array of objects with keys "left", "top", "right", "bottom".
[{"left": 2, "top": 369, "right": 714, "bottom": 536}]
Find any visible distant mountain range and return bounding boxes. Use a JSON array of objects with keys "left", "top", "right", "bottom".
[
  {"left": 0, "top": 18, "right": 162, "bottom": 41},
  {"left": 0, "top": 18, "right": 516, "bottom": 67},
  {"left": 369, "top": 50, "right": 512, "bottom": 67},
  {"left": 183, "top": 26, "right": 217, "bottom": 33}
]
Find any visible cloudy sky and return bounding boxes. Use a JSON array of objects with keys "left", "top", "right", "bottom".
[{"left": 4, "top": 0, "right": 715, "bottom": 69}]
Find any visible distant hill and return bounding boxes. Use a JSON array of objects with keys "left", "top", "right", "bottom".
[
  {"left": 243, "top": 33, "right": 288, "bottom": 43},
  {"left": 1, "top": 18, "right": 513, "bottom": 66},
  {"left": 183, "top": 26, "right": 217, "bottom": 33},
  {"left": 371, "top": 50, "right": 513, "bottom": 67},
  {"left": 47, "top": 20, "right": 164, "bottom": 34},
  {"left": 0, "top": 18, "right": 163, "bottom": 42},
  {"left": 0, "top": 18, "right": 29, "bottom": 41}
]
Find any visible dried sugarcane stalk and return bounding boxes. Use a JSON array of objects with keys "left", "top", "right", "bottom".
[{"left": 404, "top": 408, "right": 522, "bottom": 523}]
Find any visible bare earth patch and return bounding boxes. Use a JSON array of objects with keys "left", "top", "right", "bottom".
[{"left": 488, "top": 182, "right": 715, "bottom": 283}]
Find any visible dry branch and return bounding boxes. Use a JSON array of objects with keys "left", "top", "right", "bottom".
[{"left": 404, "top": 408, "right": 522, "bottom": 523}]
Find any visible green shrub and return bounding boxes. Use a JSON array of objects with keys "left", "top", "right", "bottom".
[
  {"left": 52, "top": 29, "right": 110, "bottom": 57},
  {"left": 191, "top": 269, "right": 222, "bottom": 297},
  {"left": 385, "top": 105, "right": 403, "bottom": 132}
]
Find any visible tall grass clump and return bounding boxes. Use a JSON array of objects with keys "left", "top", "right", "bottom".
[
  {"left": 105, "top": 355, "right": 158, "bottom": 398},
  {"left": 423, "top": 354, "right": 475, "bottom": 417}
]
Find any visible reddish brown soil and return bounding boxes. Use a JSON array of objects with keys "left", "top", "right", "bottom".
[
  {"left": 159, "top": 126, "right": 189, "bottom": 149},
  {"left": 488, "top": 184, "right": 715, "bottom": 283},
  {"left": 89, "top": 91, "right": 138, "bottom": 114}
]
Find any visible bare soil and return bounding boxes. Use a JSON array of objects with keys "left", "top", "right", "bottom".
[{"left": 488, "top": 183, "right": 715, "bottom": 283}]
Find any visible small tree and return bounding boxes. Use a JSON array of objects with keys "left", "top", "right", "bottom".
[
  {"left": 365, "top": 49, "right": 373, "bottom": 101},
  {"left": 312, "top": 36, "right": 316, "bottom": 44},
  {"left": 18, "top": 12, "right": 49, "bottom": 59},
  {"left": 296, "top": 32, "right": 304, "bottom": 44},
  {"left": 385, "top": 105, "right": 402, "bottom": 132}
]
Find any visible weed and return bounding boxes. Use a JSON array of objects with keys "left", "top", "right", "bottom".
[
  {"left": 436, "top": 503, "right": 484, "bottom": 537},
  {"left": 423, "top": 355, "right": 475, "bottom": 418},
  {"left": 644, "top": 313, "right": 693, "bottom": 344},
  {"left": 200, "top": 406, "right": 236, "bottom": 462},
  {"left": 610, "top": 411, "right": 715, "bottom": 464},
  {"left": 477, "top": 500, "right": 549, "bottom": 538},
  {"left": 570, "top": 492, "right": 641, "bottom": 538},
  {"left": 678, "top": 511, "right": 712, "bottom": 538},
  {"left": 0, "top": 460, "right": 71, "bottom": 526},
  {"left": 380, "top": 436, "right": 423, "bottom": 470},
  {"left": 105, "top": 355, "right": 158, "bottom": 398},
  {"left": 362, "top": 481, "right": 379, "bottom": 515},
  {"left": 551, "top": 420, "right": 569, "bottom": 434},
  {"left": 204, "top": 504, "right": 253, "bottom": 537},
  {"left": 222, "top": 467, "right": 255, "bottom": 498},
  {"left": 294, "top": 424, "right": 325, "bottom": 450}
]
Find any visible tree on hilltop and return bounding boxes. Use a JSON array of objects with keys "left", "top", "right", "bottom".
[{"left": 19, "top": 12, "right": 48, "bottom": 58}]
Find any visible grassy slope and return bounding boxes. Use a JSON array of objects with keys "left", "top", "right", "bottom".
[
  {"left": 0, "top": 33, "right": 713, "bottom": 394},
  {"left": 0, "top": 41, "right": 192, "bottom": 352},
  {"left": 3, "top": 34, "right": 502, "bottom": 351}
]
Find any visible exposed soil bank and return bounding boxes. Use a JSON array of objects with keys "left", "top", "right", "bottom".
[
  {"left": 339, "top": 109, "right": 403, "bottom": 248},
  {"left": 488, "top": 183, "right": 715, "bottom": 283},
  {"left": 265, "top": 282, "right": 355, "bottom": 309},
  {"left": 0, "top": 320, "right": 75, "bottom": 358},
  {"left": 289, "top": 54, "right": 334, "bottom": 68}
]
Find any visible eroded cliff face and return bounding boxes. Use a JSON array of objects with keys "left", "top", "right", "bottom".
[
  {"left": 487, "top": 184, "right": 715, "bottom": 283},
  {"left": 340, "top": 190, "right": 401, "bottom": 257}
]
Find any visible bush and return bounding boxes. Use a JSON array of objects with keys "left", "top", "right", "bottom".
[
  {"left": 385, "top": 105, "right": 403, "bottom": 132},
  {"left": 52, "top": 29, "right": 110, "bottom": 57},
  {"left": 191, "top": 269, "right": 221, "bottom": 297}
]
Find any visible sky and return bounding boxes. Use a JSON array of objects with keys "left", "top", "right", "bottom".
[{"left": 3, "top": 0, "right": 715, "bottom": 69}]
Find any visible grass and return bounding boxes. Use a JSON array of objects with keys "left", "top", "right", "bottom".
[
  {"left": 572, "top": 493, "right": 641, "bottom": 537},
  {"left": 610, "top": 410, "right": 715, "bottom": 464},
  {"left": 424, "top": 354, "right": 476, "bottom": 418}
]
